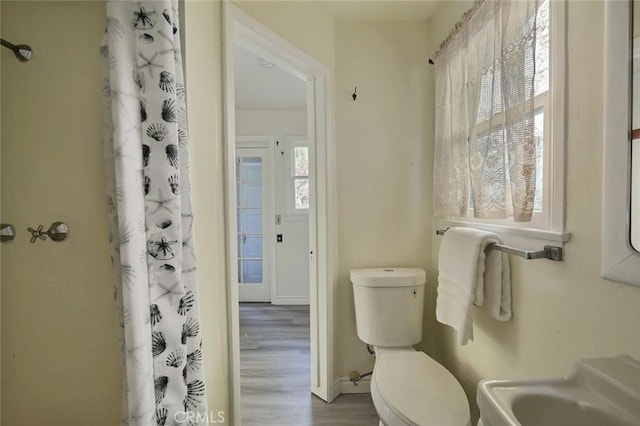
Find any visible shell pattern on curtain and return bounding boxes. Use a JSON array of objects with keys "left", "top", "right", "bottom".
[{"left": 101, "top": 1, "right": 208, "bottom": 424}]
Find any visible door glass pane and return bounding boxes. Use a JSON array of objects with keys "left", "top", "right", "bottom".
[
  {"left": 242, "top": 235, "right": 263, "bottom": 258},
  {"left": 236, "top": 153, "right": 264, "bottom": 285},
  {"left": 241, "top": 157, "right": 262, "bottom": 181},
  {"left": 241, "top": 209, "right": 262, "bottom": 233},
  {"left": 242, "top": 184, "right": 262, "bottom": 208},
  {"left": 236, "top": 234, "right": 262, "bottom": 258},
  {"left": 241, "top": 259, "right": 262, "bottom": 284}
]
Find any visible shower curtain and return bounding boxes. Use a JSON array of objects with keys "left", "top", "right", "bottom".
[{"left": 101, "top": 1, "right": 208, "bottom": 424}]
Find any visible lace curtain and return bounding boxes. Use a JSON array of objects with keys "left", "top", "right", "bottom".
[{"left": 433, "top": 0, "right": 540, "bottom": 222}]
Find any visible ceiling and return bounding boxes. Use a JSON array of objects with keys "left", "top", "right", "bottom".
[{"left": 234, "top": 45, "right": 307, "bottom": 110}]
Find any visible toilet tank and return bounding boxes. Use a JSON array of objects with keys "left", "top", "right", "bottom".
[{"left": 351, "top": 268, "right": 426, "bottom": 347}]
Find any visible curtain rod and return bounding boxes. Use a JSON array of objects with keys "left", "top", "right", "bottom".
[{"left": 428, "top": 0, "right": 485, "bottom": 65}]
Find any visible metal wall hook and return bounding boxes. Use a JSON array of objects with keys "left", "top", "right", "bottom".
[
  {"left": 1, "top": 224, "right": 16, "bottom": 243},
  {"left": 27, "top": 222, "right": 70, "bottom": 243}
]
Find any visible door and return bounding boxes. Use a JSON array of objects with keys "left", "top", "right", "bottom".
[
  {"left": 274, "top": 139, "right": 310, "bottom": 304},
  {"left": 236, "top": 147, "right": 272, "bottom": 302}
]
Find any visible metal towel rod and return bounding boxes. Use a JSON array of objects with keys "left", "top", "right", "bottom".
[{"left": 436, "top": 228, "right": 564, "bottom": 261}]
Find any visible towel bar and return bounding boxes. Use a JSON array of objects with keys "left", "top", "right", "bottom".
[{"left": 436, "top": 228, "right": 564, "bottom": 261}]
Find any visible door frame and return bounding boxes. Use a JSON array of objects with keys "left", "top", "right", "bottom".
[
  {"left": 223, "top": 2, "right": 337, "bottom": 423},
  {"left": 235, "top": 138, "right": 275, "bottom": 302}
]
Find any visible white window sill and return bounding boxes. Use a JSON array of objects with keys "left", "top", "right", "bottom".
[{"left": 438, "top": 219, "right": 571, "bottom": 251}]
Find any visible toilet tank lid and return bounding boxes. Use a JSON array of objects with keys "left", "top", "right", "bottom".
[{"left": 350, "top": 268, "right": 426, "bottom": 287}]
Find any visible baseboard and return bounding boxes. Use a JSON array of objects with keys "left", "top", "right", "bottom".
[
  {"left": 333, "top": 376, "right": 371, "bottom": 395},
  {"left": 272, "top": 296, "right": 310, "bottom": 305}
]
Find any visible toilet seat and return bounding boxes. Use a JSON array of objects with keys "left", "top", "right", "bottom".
[{"left": 372, "top": 351, "right": 471, "bottom": 426}]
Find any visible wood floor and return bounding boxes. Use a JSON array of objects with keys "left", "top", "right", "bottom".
[{"left": 239, "top": 303, "right": 380, "bottom": 425}]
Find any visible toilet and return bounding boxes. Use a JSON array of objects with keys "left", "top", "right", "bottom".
[{"left": 351, "top": 268, "right": 470, "bottom": 426}]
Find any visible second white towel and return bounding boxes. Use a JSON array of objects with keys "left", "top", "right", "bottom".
[{"left": 436, "top": 227, "right": 511, "bottom": 345}]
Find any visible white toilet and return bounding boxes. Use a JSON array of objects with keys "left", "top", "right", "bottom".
[{"left": 351, "top": 268, "right": 471, "bottom": 426}]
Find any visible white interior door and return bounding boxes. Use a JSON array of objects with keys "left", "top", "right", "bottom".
[
  {"left": 274, "top": 139, "right": 310, "bottom": 305},
  {"left": 236, "top": 146, "right": 272, "bottom": 302}
]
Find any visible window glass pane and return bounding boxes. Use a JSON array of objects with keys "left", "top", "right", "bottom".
[
  {"left": 534, "top": 0, "right": 550, "bottom": 96},
  {"left": 470, "top": 128, "right": 509, "bottom": 212},
  {"left": 295, "top": 178, "right": 309, "bottom": 209},
  {"left": 534, "top": 107, "right": 544, "bottom": 211},
  {"left": 476, "top": 0, "right": 549, "bottom": 124},
  {"left": 294, "top": 146, "right": 309, "bottom": 177}
]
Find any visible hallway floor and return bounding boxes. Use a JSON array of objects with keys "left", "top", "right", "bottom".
[{"left": 239, "top": 303, "right": 379, "bottom": 425}]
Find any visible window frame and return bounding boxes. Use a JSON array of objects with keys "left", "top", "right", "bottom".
[
  {"left": 440, "top": 0, "right": 569, "bottom": 246},
  {"left": 284, "top": 137, "right": 309, "bottom": 220}
]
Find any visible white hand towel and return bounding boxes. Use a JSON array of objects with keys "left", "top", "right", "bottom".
[
  {"left": 483, "top": 246, "right": 512, "bottom": 321},
  {"left": 436, "top": 227, "right": 511, "bottom": 345}
]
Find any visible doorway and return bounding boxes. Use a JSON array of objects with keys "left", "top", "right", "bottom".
[{"left": 223, "top": 3, "right": 336, "bottom": 422}]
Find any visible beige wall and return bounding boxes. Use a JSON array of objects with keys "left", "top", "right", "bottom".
[
  {"left": 183, "top": 0, "right": 230, "bottom": 420},
  {"left": 635, "top": 0, "right": 640, "bottom": 38},
  {"left": 334, "top": 19, "right": 432, "bottom": 377},
  {"left": 1, "top": 2, "right": 120, "bottom": 424},
  {"left": 427, "top": 1, "right": 640, "bottom": 423},
  {"left": 0, "top": 2, "right": 2, "bottom": 424},
  {"left": 0, "top": 2, "right": 4, "bottom": 420}
]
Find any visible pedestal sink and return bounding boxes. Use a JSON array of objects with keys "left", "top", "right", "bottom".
[{"left": 477, "top": 355, "right": 640, "bottom": 426}]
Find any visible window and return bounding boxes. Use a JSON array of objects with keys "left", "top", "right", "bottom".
[
  {"left": 285, "top": 140, "right": 309, "bottom": 218},
  {"left": 293, "top": 145, "right": 309, "bottom": 209},
  {"left": 433, "top": 0, "right": 566, "bottom": 242}
]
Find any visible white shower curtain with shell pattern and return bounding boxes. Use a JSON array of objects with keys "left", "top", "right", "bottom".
[{"left": 101, "top": 1, "right": 208, "bottom": 424}]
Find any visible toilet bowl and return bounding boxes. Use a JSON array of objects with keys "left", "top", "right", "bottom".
[
  {"left": 371, "top": 348, "right": 470, "bottom": 426},
  {"left": 351, "top": 268, "right": 470, "bottom": 426}
]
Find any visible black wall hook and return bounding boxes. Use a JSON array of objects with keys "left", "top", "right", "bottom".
[{"left": 352, "top": 86, "right": 357, "bottom": 101}]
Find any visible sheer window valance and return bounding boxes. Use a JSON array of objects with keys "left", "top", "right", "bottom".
[{"left": 433, "top": 0, "right": 542, "bottom": 222}]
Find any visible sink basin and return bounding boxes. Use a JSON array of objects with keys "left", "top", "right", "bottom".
[
  {"left": 511, "top": 393, "right": 635, "bottom": 426},
  {"left": 477, "top": 355, "right": 640, "bottom": 426}
]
